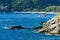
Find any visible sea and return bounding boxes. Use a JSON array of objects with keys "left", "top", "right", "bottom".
[{"left": 0, "top": 12, "right": 60, "bottom": 40}]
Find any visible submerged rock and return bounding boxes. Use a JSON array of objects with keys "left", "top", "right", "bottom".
[{"left": 3, "top": 26, "right": 25, "bottom": 30}]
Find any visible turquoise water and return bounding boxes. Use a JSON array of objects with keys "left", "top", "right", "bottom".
[{"left": 0, "top": 13, "right": 60, "bottom": 40}]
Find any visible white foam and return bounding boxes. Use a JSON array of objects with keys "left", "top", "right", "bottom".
[
  {"left": 3, "top": 27, "right": 10, "bottom": 29},
  {"left": 45, "top": 33, "right": 51, "bottom": 35}
]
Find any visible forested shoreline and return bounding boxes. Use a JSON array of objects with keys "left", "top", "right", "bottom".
[{"left": 0, "top": 0, "right": 60, "bottom": 12}]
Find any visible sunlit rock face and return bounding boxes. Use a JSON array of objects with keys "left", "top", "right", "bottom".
[
  {"left": 45, "top": 13, "right": 60, "bottom": 33},
  {"left": 35, "top": 13, "right": 60, "bottom": 35}
]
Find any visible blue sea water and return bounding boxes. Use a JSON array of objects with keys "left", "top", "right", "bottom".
[{"left": 0, "top": 13, "right": 60, "bottom": 40}]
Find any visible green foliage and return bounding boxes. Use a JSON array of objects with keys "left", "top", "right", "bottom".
[
  {"left": 44, "top": 6, "right": 60, "bottom": 12},
  {"left": 11, "top": 0, "right": 60, "bottom": 12},
  {"left": 0, "top": 0, "right": 60, "bottom": 12},
  {"left": 11, "top": 0, "right": 35, "bottom": 11}
]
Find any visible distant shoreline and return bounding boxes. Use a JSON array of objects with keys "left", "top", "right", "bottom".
[
  {"left": 14, "top": 12, "right": 57, "bottom": 14},
  {"left": 0, "top": 12, "right": 57, "bottom": 14}
]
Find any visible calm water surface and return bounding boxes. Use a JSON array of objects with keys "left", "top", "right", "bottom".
[{"left": 0, "top": 13, "right": 60, "bottom": 40}]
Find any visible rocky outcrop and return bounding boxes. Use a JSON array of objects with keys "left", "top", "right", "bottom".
[{"left": 35, "top": 13, "right": 60, "bottom": 35}]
